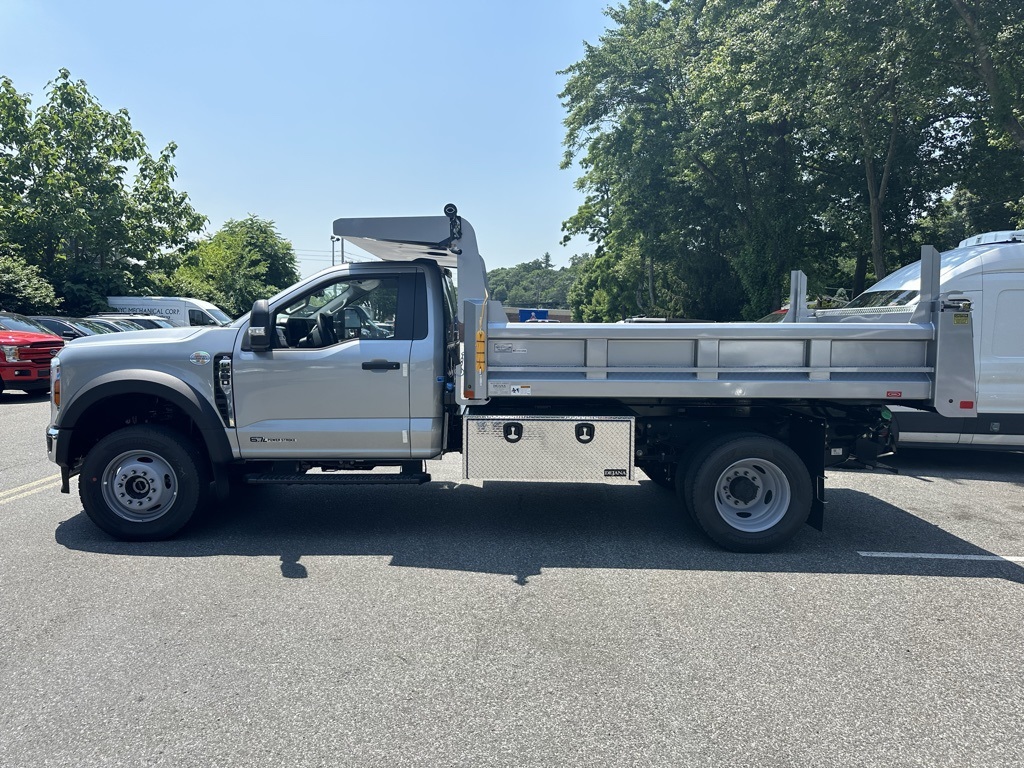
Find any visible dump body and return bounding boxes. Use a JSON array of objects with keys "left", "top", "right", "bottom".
[
  {"left": 463, "top": 310, "right": 973, "bottom": 415},
  {"left": 335, "top": 214, "right": 976, "bottom": 419}
]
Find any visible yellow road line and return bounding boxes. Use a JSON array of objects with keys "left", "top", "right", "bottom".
[{"left": 0, "top": 476, "right": 63, "bottom": 505}]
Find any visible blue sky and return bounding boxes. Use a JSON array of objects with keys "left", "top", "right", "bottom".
[{"left": 0, "top": 0, "right": 613, "bottom": 277}]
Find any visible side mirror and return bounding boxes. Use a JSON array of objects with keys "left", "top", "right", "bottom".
[{"left": 247, "top": 299, "right": 271, "bottom": 352}]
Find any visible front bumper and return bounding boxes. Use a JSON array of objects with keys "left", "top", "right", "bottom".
[
  {"left": 45, "top": 426, "right": 72, "bottom": 493},
  {"left": 45, "top": 426, "right": 60, "bottom": 462}
]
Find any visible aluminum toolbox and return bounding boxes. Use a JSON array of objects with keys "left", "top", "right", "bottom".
[{"left": 463, "top": 415, "right": 635, "bottom": 483}]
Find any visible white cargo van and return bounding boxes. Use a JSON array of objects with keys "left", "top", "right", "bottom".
[
  {"left": 817, "top": 230, "right": 1024, "bottom": 450},
  {"left": 105, "top": 296, "right": 232, "bottom": 328}
]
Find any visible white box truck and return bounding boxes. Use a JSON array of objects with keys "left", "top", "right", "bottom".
[
  {"left": 815, "top": 230, "right": 1024, "bottom": 450},
  {"left": 105, "top": 296, "right": 232, "bottom": 327}
]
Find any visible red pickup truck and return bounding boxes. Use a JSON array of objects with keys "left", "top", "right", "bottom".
[{"left": 0, "top": 312, "right": 63, "bottom": 395}]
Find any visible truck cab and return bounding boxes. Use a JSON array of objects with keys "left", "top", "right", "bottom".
[{"left": 238, "top": 259, "right": 459, "bottom": 459}]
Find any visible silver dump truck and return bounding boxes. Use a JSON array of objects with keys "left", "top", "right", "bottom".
[{"left": 45, "top": 205, "right": 978, "bottom": 552}]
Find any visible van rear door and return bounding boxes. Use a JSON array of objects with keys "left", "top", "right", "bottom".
[{"left": 964, "top": 258, "right": 1024, "bottom": 447}]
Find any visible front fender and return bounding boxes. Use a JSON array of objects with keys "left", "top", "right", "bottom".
[{"left": 54, "top": 370, "right": 233, "bottom": 468}]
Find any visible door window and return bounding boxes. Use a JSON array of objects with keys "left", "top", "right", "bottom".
[
  {"left": 189, "top": 309, "right": 219, "bottom": 326},
  {"left": 273, "top": 277, "right": 399, "bottom": 349}
]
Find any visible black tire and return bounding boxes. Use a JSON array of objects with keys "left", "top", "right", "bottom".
[
  {"left": 682, "top": 433, "right": 811, "bottom": 553},
  {"left": 79, "top": 425, "right": 208, "bottom": 541},
  {"left": 638, "top": 461, "right": 676, "bottom": 490},
  {"left": 675, "top": 441, "right": 710, "bottom": 521}
]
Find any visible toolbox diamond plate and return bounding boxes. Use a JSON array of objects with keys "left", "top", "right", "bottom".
[{"left": 463, "top": 415, "right": 634, "bottom": 483}]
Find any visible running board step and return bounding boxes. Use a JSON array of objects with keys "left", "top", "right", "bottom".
[{"left": 244, "top": 472, "right": 431, "bottom": 486}]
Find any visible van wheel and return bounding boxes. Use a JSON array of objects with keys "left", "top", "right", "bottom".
[
  {"left": 683, "top": 433, "right": 811, "bottom": 552},
  {"left": 79, "top": 425, "right": 208, "bottom": 541}
]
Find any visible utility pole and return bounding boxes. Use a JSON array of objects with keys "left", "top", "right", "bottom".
[{"left": 330, "top": 235, "right": 342, "bottom": 267}]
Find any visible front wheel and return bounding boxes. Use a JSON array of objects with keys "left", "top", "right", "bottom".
[
  {"left": 683, "top": 433, "right": 811, "bottom": 553},
  {"left": 79, "top": 425, "right": 208, "bottom": 541}
]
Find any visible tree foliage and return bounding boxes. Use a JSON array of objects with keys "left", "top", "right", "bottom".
[
  {"left": 0, "top": 70, "right": 205, "bottom": 314},
  {"left": 0, "top": 246, "right": 60, "bottom": 314},
  {"left": 560, "top": 0, "right": 1024, "bottom": 320},
  {"left": 169, "top": 215, "right": 300, "bottom": 316},
  {"left": 487, "top": 253, "right": 580, "bottom": 310}
]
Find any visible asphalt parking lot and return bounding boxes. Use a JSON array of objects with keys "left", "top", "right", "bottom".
[{"left": 1, "top": 391, "right": 1022, "bottom": 767}]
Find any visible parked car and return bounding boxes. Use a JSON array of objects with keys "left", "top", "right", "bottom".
[
  {"left": 0, "top": 312, "right": 63, "bottom": 395},
  {"left": 31, "top": 316, "right": 116, "bottom": 340},
  {"left": 88, "top": 313, "right": 176, "bottom": 329},
  {"left": 86, "top": 316, "right": 145, "bottom": 332},
  {"left": 757, "top": 309, "right": 787, "bottom": 323}
]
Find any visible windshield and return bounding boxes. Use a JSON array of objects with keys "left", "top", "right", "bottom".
[
  {"left": 208, "top": 308, "right": 233, "bottom": 325},
  {"left": 0, "top": 313, "right": 56, "bottom": 335},
  {"left": 108, "top": 316, "right": 175, "bottom": 329},
  {"left": 72, "top": 319, "right": 115, "bottom": 334},
  {"left": 127, "top": 316, "right": 175, "bottom": 328},
  {"left": 842, "top": 289, "right": 920, "bottom": 309},
  {"left": 111, "top": 319, "right": 144, "bottom": 330}
]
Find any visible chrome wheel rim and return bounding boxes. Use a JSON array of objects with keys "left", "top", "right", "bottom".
[
  {"left": 714, "top": 458, "right": 790, "bottom": 532},
  {"left": 100, "top": 450, "right": 178, "bottom": 522}
]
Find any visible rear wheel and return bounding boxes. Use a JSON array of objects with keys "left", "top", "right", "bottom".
[
  {"left": 79, "top": 425, "right": 208, "bottom": 541},
  {"left": 682, "top": 433, "right": 811, "bottom": 552}
]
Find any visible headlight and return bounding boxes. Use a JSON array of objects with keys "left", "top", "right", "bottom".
[{"left": 0, "top": 344, "right": 19, "bottom": 362}]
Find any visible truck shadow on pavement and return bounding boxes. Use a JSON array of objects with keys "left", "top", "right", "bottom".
[{"left": 54, "top": 468, "right": 1024, "bottom": 586}]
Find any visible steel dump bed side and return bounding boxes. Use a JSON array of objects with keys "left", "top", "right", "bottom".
[
  {"left": 331, "top": 213, "right": 976, "bottom": 419},
  {"left": 465, "top": 318, "right": 946, "bottom": 404}
]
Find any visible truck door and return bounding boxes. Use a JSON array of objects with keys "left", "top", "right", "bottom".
[{"left": 231, "top": 273, "right": 413, "bottom": 459}]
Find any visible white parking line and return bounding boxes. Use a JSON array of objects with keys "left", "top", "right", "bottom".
[
  {"left": 858, "top": 551, "right": 1024, "bottom": 563},
  {"left": 0, "top": 476, "right": 63, "bottom": 505}
]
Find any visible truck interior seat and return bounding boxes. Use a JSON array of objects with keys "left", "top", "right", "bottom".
[{"left": 285, "top": 317, "right": 310, "bottom": 347}]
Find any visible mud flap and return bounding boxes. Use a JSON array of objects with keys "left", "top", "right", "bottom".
[
  {"left": 810, "top": 473, "right": 825, "bottom": 531},
  {"left": 789, "top": 415, "right": 826, "bottom": 531}
]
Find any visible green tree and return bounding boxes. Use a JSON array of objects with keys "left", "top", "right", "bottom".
[
  {"left": 943, "top": 0, "right": 1024, "bottom": 152},
  {"left": 560, "top": 0, "right": 1023, "bottom": 312},
  {"left": 566, "top": 250, "right": 641, "bottom": 322},
  {"left": 0, "top": 70, "right": 206, "bottom": 314},
  {"left": 561, "top": 1, "right": 815, "bottom": 319},
  {"left": 0, "top": 245, "right": 60, "bottom": 314},
  {"left": 171, "top": 216, "right": 299, "bottom": 316},
  {"left": 487, "top": 253, "right": 579, "bottom": 309}
]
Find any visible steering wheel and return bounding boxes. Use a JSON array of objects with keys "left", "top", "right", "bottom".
[{"left": 316, "top": 312, "right": 336, "bottom": 346}]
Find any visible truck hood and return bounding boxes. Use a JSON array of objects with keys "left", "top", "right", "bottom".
[
  {"left": 0, "top": 330, "right": 62, "bottom": 345},
  {"left": 57, "top": 325, "right": 241, "bottom": 364},
  {"left": 63, "top": 326, "right": 205, "bottom": 348}
]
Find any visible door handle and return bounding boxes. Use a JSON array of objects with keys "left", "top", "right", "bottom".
[{"left": 362, "top": 360, "right": 401, "bottom": 371}]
